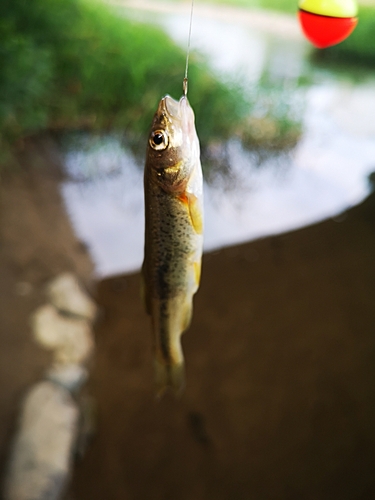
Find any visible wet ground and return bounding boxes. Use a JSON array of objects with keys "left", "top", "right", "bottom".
[{"left": 69, "top": 191, "right": 375, "bottom": 500}]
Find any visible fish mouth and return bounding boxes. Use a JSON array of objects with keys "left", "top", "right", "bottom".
[
  {"left": 157, "top": 95, "right": 196, "bottom": 141},
  {"left": 157, "top": 94, "right": 194, "bottom": 120},
  {"left": 158, "top": 95, "right": 180, "bottom": 118}
]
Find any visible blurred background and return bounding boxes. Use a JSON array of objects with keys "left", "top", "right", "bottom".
[{"left": 1, "top": 0, "right": 375, "bottom": 498}]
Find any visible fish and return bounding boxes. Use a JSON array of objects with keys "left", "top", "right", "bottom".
[{"left": 142, "top": 94, "right": 203, "bottom": 397}]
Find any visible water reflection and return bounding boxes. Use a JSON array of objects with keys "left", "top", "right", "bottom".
[{"left": 61, "top": 7, "right": 375, "bottom": 278}]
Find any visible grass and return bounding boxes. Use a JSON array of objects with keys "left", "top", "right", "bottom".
[{"left": 0, "top": 0, "right": 254, "bottom": 162}]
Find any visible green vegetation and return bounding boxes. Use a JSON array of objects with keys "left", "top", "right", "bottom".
[{"left": 0, "top": 0, "right": 252, "bottom": 160}]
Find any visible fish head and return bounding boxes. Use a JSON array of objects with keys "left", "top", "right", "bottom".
[{"left": 146, "top": 95, "right": 200, "bottom": 193}]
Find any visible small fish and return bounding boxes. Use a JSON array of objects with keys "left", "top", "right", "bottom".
[{"left": 142, "top": 94, "right": 203, "bottom": 397}]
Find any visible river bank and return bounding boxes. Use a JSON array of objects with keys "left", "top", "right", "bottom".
[
  {"left": 1, "top": 136, "right": 375, "bottom": 500},
  {"left": 0, "top": 136, "right": 95, "bottom": 485}
]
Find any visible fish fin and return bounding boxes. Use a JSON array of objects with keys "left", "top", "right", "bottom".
[
  {"left": 154, "top": 358, "right": 185, "bottom": 398},
  {"left": 187, "top": 193, "right": 204, "bottom": 235},
  {"left": 177, "top": 191, "right": 203, "bottom": 234}
]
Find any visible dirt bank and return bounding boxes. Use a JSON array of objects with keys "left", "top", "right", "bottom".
[
  {"left": 70, "top": 191, "right": 375, "bottom": 499},
  {"left": 0, "top": 136, "right": 94, "bottom": 481}
]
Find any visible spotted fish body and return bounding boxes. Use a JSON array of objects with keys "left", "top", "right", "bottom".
[{"left": 142, "top": 95, "right": 203, "bottom": 397}]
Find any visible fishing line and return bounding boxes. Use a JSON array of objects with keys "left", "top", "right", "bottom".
[{"left": 183, "top": 0, "right": 194, "bottom": 96}]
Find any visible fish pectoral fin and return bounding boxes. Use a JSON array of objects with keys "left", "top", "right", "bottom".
[{"left": 187, "top": 193, "right": 203, "bottom": 235}]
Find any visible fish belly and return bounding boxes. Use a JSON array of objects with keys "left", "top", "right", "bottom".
[{"left": 143, "top": 182, "right": 202, "bottom": 396}]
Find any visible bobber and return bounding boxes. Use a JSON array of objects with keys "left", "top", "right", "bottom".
[{"left": 298, "top": 0, "right": 358, "bottom": 48}]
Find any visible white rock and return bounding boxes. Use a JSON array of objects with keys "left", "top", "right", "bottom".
[
  {"left": 32, "top": 304, "right": 94, "bottom": 365},
  {"left": 46, "top": 273, "right": 97, "bottom": 321},
  {"left": 3, "top": 381, "right": 79, "bottom": 500},
  {"left": 46, "top": 364, "right": 88, "bottom": 393}
]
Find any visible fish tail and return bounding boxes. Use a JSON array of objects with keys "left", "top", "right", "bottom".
[{"left": 154, "top": 357, "right": 185, "bottom": 398}]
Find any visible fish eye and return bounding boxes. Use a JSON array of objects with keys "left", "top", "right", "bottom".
[{"left": 149, "top": 130, "right": 168, "bottom": 150}]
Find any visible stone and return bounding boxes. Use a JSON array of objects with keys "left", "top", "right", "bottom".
[
  {"left": 46, "top": 364, "right": 88, "bottom": 393},
  {"left": 32, "top": 304, "right": 94, "bottom": 365},
  {"left": 46, "top": 273, "right": 97, "bottom": 321},
  {"left": 3, "top": 381, "right": 79, "bottom": 500}
]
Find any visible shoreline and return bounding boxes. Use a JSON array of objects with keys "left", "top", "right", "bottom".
[{"left": 106, "top": 0, "right": 303, "bottom": 40}]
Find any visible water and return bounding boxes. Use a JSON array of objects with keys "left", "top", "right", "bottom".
[{"left": 61, "top": 5, "right": 375, "bottom": 278}]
